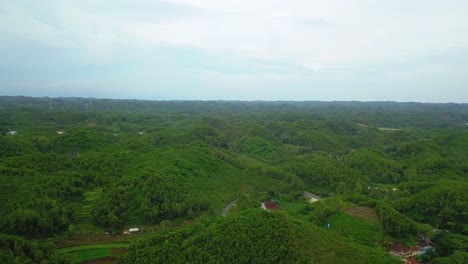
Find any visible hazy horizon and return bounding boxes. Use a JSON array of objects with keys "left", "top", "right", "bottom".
[
  {"left": 1, "top": 1, "right": 468, "bottom": 103},
  {"left": 4, "top": 95, "right": 468, "bottom": 105}
]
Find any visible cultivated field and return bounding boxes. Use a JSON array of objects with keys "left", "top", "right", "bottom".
[
  {"left": 344, "top": 206, "right": 379, "bottom": 221},
  {"left": 56, "top": 242, "right": 130, "bottom": 263},
  {"left": 327, "top": 212, "right": 381, "bottom": 247}
]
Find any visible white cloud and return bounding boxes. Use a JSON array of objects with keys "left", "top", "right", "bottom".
[
  {"left": 124, "top": 0, "right": 468, "bottom": 67},
  {"left": 302, "top": 62, "right": 323, "bottom": 72},
  {"left": 1, "top": 0, "right": 467, "bottom": 102},
  {"left": 3, "top": 0, "right": 468, "bottom": 66}
]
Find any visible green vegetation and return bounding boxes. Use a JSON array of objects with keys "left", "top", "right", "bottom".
[
  {"left": 56, "top": 243, "right": 130, "bottom": 263},
  {"left": 0, "top": 234, "right": 60, "bottom": 264},
  {"left": 56, "top": 243, "right": 130, "bottom": 255},
  {"left": 327, "top": 212, "right": 381, "bottom": 247},
  {"left": 120, "top": 209, "right": 400, "bottom": 264},
  {"left": 66, "top": 248, "right": 111, "bottom": 263},
  {"left": 0, "top": 96, "right": 467, "bottom": 263}
]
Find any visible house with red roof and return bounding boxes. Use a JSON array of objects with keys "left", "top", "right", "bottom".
[
  {"left": 260, "top": 200, "right": 280, "bottom": 211},
  {"left": 389, "top": 243, "right": 418, "bottom": 258},
  {"left": 406, "top": 257, "right": 419, "bottom": 264}
]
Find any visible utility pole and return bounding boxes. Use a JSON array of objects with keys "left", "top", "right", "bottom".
[{"left": 380, "top": 207, "right": 383, "bottom": 247}]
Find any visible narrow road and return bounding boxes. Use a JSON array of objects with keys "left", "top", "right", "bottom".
[{"left": 221, "top": 199, "right": 237, "bottom": 217}]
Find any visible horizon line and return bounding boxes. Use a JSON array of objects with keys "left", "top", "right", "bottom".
[{"left": 1, "top": 95, "right": 467, "bottom": 105}]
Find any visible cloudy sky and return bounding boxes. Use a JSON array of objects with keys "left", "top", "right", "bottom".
[{"left": 1, "top": 0, "right": 467, "bottom": 102}]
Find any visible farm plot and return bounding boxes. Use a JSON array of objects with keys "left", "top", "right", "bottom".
[
  {"left": 327, "top": 212, "right": 381, "bottom": 247},
  {"left": 344, "top": 206, "right": 379, "bottom": 221},
  {"left": 57, "top": 242, "right": 130, "bottom": 263}
]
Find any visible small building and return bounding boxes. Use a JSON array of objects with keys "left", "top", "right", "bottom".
[
  {"left": 389, "top": 243, "right": 418, "bottom": 258},
  {"left": 406, "top": 257, "right": 419, "bottom": 264},
  {"left": 6, "top": 131, "right": 17, "bottom": 135},
  {"left": 129, "top": 227, "right": 140, "bottom": 233},
  {"left": 266, "top": 201, "right": 279, "bottom": 210},
  {"left": 260, "top": 200, "right": 279, "bottom": 211},
  {"left": 56, "top": 131, "right": 64, "bottom": 135}
]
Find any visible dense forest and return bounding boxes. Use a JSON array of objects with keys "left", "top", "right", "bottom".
[{"left": 0, "top": 96, "right": 467, "bottom": 263}]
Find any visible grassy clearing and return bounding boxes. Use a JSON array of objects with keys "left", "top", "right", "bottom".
[
  {"left": 277, "top": 199, "right": 309, "bottom": 214},
  {"left": 327, "top": 212, "right": 381, "bottom": 247},
  {"left": 57, "top": 242, "right": 130, "bottom": 263},
  {"left": 70, "top": 190, "right": 101, "bottom": 239},
  {"left": 72, "top": 248, "right": 111, "bottom": 262},
  {"left": 57, "top": 242, "right": 130, "bottom": 255},
  {"left": 75, "top": 191, "right": 99, "bottom": 224}
]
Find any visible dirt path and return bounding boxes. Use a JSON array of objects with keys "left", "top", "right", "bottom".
[
  {"left": 221, "top": 199, "right": 237, "bottom": 217},
  {"left": 378, "top": 127, "right": 402, "bottom": 131}
]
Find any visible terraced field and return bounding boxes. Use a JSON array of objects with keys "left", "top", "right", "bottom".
[
  {"left": 60, "top": 190, "right": 128, "bottom": 263},
  {"left": 327, "top": 212, "right": 381, "bottom": 247},
  {"left": 56, "top": 242, "right": 130, "bottom": 263},
  {"left": 75, "top": 191, "right": 99, "bottom": 224}
]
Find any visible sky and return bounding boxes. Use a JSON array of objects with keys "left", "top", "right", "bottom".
[{"left": 1, "top": 0, "right": 467, "bottom": 102}]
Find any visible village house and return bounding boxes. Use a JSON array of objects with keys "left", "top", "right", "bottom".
[
  {"left": 406, "top": 257, "right": 419, "bottom": 264},
  {"left": 389, "top": 243, "right": 419, "bottom": 258},
  {"left": 260, "top": 200, "right": 279, "bottom": 211}
]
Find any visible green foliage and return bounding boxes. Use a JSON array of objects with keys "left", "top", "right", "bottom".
[
  {"left": 375, "top": 202, "right": 417, "bottom": 239},
  {"left": 0, "top": 234, "right": 61, "bottom": 264},
  {"left": 0, "top": 97, "right": 467, "bottom": 262},
  {"left": 120, "top": 210, "right": 400, "bottom": 264},
  {"left": 51, "top": 129, "right": 112, "bottom": 153},
  {"left": 237, "top": 136, "right": 278, "bottom": 160},
  {"left": 92, "top": 186, "right": 131, "bottom": 230},
  {"left": 393, "top": 181, "right": 468, "bottom": 234},
  {"left": 0, "top": 137, "right": 37, "bottom": 158},
  {"left": 8, "top": 199, "right": 71, "bottom": 237},
  {"left": 140, "top": 173, "right": 210, "bottom": 224},
  {"left": 346, "top": 149, "right": 405, "bottom": 184},
  {"left": 433, "top": 232, "right": 468, "bottom": 257},
  {"left": 431, "top": 251, "right": 468, "bottom": 264}
]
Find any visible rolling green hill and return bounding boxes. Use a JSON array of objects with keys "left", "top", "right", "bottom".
[{"left": 0, "top": 97, "right": 466, "bottom": 263}]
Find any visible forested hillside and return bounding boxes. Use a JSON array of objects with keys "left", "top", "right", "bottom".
[{"left": 0, "top": 96, "right": 467, "bottom": 263}]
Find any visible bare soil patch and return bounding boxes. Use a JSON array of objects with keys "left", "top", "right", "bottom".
[
  {"left": 344, "top": 207, "right": 378, "bottom": 221},
  {"left": 82, "top": 257, "right": 116, "bottom": 264},
  {"left": 111, "top": 248, "right": 128, "bottom": 255}
]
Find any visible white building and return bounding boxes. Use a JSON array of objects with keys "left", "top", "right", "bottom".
[{"left": 129, "top": 227, "right": 140, "bottom": 233}]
